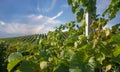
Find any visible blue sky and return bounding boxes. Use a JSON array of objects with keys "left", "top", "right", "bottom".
[{"left": 0, "top": 0, "right": 120, "bottom": 38}]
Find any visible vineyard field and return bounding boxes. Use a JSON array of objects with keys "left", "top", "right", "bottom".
[{"left": 0, "top": 0, "right": 120, "bottom": 72}]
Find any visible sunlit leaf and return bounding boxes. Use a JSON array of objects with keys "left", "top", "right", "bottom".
[
  {"left": 7, "top": 59, "right": 22, "bottom": 72},
  {"left": 8, "top": 52, "right": 23, "bottom": 62},
  {"left": 105, "top": 64, "right": 112, "bottom": 72},
  {"left": 40, "top": 61, "right": 48, "bottom": 70},
  {"left": 113, "top": 46, "right": 120, "bottom": 57},
  {"left": 105, "top": 28, "right": 111, "bottom": 37}
]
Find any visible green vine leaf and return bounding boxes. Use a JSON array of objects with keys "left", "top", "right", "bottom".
[
  {"left": 8, "top": 52, "right": 23, "bottom": 62},
  {"left": 96, "top": 52, "right": 105, "bottom": 65},
  {"left": 19, "top": 61, "right": 39, "bottom": 72},
  {"left": 72, "top": 3, "right": 79, "bottom": 14},
  {"left": 7, "top": 59, "right": 22, "bottom": 72},
  {"left": 113, "top": 46, "right": 120, "bottom": 57},
  {"left": 67, "top": 0, "right": 72, "bottom": 5},
  {"left": 77, "top": 8, "right": 84, "bottom": 22}
]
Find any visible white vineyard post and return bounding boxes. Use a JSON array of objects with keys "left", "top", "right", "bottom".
[
  {"left": 85, "top": 0, "right": 96, "bottom": 37},
  {"left": 85, "top": 12, "right": 92, "bottom": 37}
]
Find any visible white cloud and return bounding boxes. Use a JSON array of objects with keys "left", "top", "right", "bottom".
[
  {"left": 50, "top": 11, "right": 63, "bottom": 20},
  {"left": 0, "top": 23, "right": 44, "bottom": 35},
  {"left": 61, "top": 4, "right": 69, "bottom": 8},
  {"left": 0, "top": 11, "right": 63, "bottom": 37},
  {"left": 45, "top": 0, "right": 56, "bottom": 12},
  {"left": 37, "top": 1, "right": 41, "bottom": 12},
  {"left": 27, "top": 14, "right": 43, "bottom": 20},
  {"left": 0, "top": 20, "right": 5, "bottom": 25},
  {"left": 37, "top": 0, "right": 57, "bottom": 12}
]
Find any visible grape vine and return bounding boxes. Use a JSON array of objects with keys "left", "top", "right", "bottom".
[{"left": 0, "top": 0, "right": 120, "bottom": 72}]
